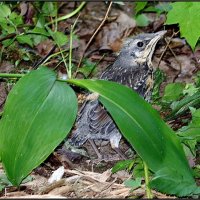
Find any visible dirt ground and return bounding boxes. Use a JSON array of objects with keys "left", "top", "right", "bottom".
[{"left": 0, "top": 2, "right": 199, "bottom": 198}]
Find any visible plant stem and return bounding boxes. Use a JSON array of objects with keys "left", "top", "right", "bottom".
[
  {"left": 0, "top": 72, "right": 67, "bottom": 82},
  {"left": 0, "top": 73, "right": 24, "bottom": 78},
  {"left": 68, "top": 14, "right": 80, "bottom": 79},
  {"left": 143, "top": 161, "right": 153, "bottom": 199},
  {"left": 41, "top": 49, "right": 69, "bottom": 66},
  {"left": 68, "top": 25, "right": 73, "bottom": 79},
  {"left": 45, "top": 2, "right": 86, "bottom": 26}
]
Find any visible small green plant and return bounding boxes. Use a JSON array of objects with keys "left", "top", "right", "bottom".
[
  {"left": 0, "top": 2, "right": 86, "bottom": 76},
  {"left": 166, "top": 2, "right": 200, "bottom": 50},
  {"left": 152, "top": 72, "right": 200, "bottom": 183},
  {"left": 163, "top": 73, "right": 200, "bottom": 121},
  {"left": 111, "top": 156, "right": 153, "bottom": 197}
]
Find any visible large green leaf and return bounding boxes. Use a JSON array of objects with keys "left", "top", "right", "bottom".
[
  {"left": 68, "top": 79, "right": 199, "bottom": 196},
  {"left": 0, "top": 4, "right": 11, "bottom": 18},
  {"left": 135, "top": 2, "right": 148, "bottom": 15},
  {"left": 162, "top": 82, "right": 185, "bottom": 103},
  {"left": 0, "top": 67, "right": 78, "bottom": 186},
  {"left": 166, "top": 2, "right": 200, "bottom": 50}
]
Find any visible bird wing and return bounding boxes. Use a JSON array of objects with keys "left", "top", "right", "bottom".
[
  {"left": 70, "top": 97, "right": 117, "bottom": 147},
  {"left": 71, "top": 64, "right": 153, "bottom": 146},
  {"left": 83, "top": 99, "right": 116, "bottom": 138}
]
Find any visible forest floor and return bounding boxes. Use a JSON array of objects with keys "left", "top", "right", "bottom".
[{"left": 0, "top": 2, "right": 200, "bottom": 198}]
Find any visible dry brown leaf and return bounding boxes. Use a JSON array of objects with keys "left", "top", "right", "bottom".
[{"left": 96, "top": 11, "right": 136, "bottom": 52}]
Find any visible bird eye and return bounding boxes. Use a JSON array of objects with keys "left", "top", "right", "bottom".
[{"left": 137, "top": 41, "right": 144, "bottom": 47}]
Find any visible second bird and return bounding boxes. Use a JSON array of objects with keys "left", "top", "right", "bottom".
[{"left": 69, "top": 30, "right": 167, "bottom": 160}]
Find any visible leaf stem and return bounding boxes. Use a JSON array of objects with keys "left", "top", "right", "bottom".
[
  {"left": 68, "top": 14, "right": 80, "bottom": 79},
  {"left": 68, "top": 25, "right": 73, "bottom": 79},
  {"left": 0, "top": 73, "right": 24, "bottom": 78},
  {"left": 143, "top": 161, "right": 153, "bottom": 198},
  {"left": 45, "top": 2, "right": 86, "bottom": 26}
]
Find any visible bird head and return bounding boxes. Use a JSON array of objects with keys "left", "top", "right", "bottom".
[{"left": 116, "top": 31, "right": 167, "bottom": 69}]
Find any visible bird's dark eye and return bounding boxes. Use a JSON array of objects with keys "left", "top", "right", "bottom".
[{"left": 137, "top": 41, "right": 144, "bottom": 47}]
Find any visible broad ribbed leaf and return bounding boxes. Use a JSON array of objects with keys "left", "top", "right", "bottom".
[
  {"left": 68, "top": 79, "right": 199, "bottom": 196},
  {"left": 150, "top": 168, "right": 200, "bottom": 196},
  {"left": 166, "top": 2, "right": 200, "bottom": 50},
  {"left": 0, "top": 67, "right": 77, "bottom": 186}
]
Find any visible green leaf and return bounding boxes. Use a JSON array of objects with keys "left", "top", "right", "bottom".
[
  {"left": 133, "top": 161, "right": 145, "bottom": 178},
  {"left": 2, "top": 38, "right": 15, "bottom": 47},
  {"left": 27, "top": 27, "right": 50, "bottom": 37},
  {"left": 31, "top": 34, "right": 48, "bottom": 46},
  {"left": 0, "top": 4, "right": 11, "bottom": 18},
  {"left": 48, "top": 29, "right": 67, "bottom": 47},
  {"left": 135, "top": 14, "right": 149, "bottom": 27},
  {"left": 150, "top": 168, "right": 200, "bottom": 196},
  {"left": 166, "top": 2, "right": 200, "bottom": 50},
  {"left": 78, "top": 59, "right": 97, "bottom": 78},
  {"left": 177, "top": 109, "right": 200, "bottom": 141},
  {"left": 135, "top": 2, "right": 148, "bottom": 15},
  {"left": 166, "top": 91, "right": 200, "bottom": 121},
  {"left": 42, "top": 2, "right": 57, "bottom": 17},
  {"left": 183, "top": 83, "right": 199, "bottom": 96},
  {"left": 35, "top": 14, "right": 46, "bottom": 28},
  {"left": 193, "top": 165, "right": 200, "bottom": 178},
  {"left": 16, "top": 35, "right": 33, "bottom": 47},
  {"left": 162, "top": 83, "right": 185, "bottom": 103},
  {"left": 9, "top": 12, "right": 23, "bottom": 26},
  {"left": 29, "top": 16, "right": 49, "bottom": 45},
  {"left": 0, "top": 67, "right": 78, "bottom": 186},
  {"left": 68, "top": 79, "right": 199, "bottom": 196},
  {"left": 152, "top": 68, "right": 166, "bottom": 102},
  {"left": 112, "top": 160, "right": 134, "bottom": 174},
  {"left": 182, "top": 140, "right": 197, "bottom": 161},
  {"left": 0, "top": 18, "right": 15, "bottom": 34},
  {"left": 124, "top": 177, "right": 142, "bottom": 189},
  {"left": 194, "top": 71, "right": 200, "bottom": 87}
]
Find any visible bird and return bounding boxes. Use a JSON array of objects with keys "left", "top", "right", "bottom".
[{"left": 68, "top": 30, "right": 167, "bottom": 160}]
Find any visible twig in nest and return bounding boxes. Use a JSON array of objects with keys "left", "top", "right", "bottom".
[{"left": 75, "top": 2, "right": 113, "bottom": 77}]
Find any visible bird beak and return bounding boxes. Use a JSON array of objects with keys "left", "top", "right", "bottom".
[
  {"left": 154, "top": 30, "right": 167, "bottom": 38},
  {"left": 143, "top": 30, "right": 167, "bottom": 61}
]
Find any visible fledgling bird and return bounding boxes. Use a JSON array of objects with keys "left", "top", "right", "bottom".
[{"left": 68, "top": 31, "right": 167, "bottom": 160}]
